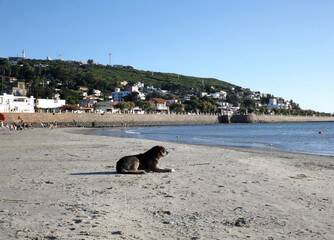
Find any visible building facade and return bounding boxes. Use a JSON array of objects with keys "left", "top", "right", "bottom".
[
  {"left": 35, "top": 99, "right": 66, "bottom": 112},
  {"left": 112, "top": 89, "right": 130, "bottom": 101},
  {"left": 0, "top": 93, "right": 35, "bottom": 113}
]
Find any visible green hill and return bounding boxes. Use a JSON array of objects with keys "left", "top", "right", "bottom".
[
  {"left": 1, "top": 57, "right": 332, "bottom": 116},
  {"left": 0, "top": 58, "right": 236, "bottom": 99}
]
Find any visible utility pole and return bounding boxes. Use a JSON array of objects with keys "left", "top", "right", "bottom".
[{"left": 1, "top": 68, "right": 4, "bottom": 94}]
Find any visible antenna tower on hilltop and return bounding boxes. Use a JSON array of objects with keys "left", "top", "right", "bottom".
[{"left": 109, "top": 53, "right": 111, "bottom": 65}]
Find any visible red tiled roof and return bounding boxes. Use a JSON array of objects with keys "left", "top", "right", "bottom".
[{"left": 153, "top": 98, "right": 166, "bottom": 103}]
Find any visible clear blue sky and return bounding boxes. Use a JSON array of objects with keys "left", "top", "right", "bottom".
[{"left": 1, "top": 0, "right": 333, "bottom": 113}]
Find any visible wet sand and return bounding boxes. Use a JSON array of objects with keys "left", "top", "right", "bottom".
[{"left": 0, "top": 128, "right": 333, "bottom": 239}]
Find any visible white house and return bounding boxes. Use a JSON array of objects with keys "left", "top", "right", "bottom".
[
  {"left": 156, "top": 89, "right": 168, "bottom": 95},
  {"left": 166, "top": 98, "right": 178, "bottom": 104},
  {"left": 35, "top": 98, "right": 66, "bottom": 112},
  {"left": 133, "top": 82, "right": 144, "bottom": 89},
  {"left": 112, "top": 88, "right": 130, "bottom": 101},
  {"left": 265, "top": 98, "right": 291, "bottom": 110},
  {"left": 0, "top": 93, "right": 35, "bottom": 113},
  {"left": 78, "top": 99, "right": 96, "bottom": 108},
  {"left": 210, "top": 91, "right": 227, "bottom": 99},
  {"left": 95, "top": 101, "right": 120, "bottom": 113},
  {"left": 93, "top": 89, "right": 102, "bottom": 97},
  {"left": 153, "top": 98, "right": 168, "bottom": 112}
]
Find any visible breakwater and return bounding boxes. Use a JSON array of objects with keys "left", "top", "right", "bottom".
[
  {"left": 2, "top": 113, "right": 334, "bottom": 127},
  {"left": 219, "top": 114, "right": 334, "bottom": 123}
]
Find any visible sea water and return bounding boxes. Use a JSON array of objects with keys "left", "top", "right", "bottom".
[{"left": 95, "top": 122, "right": 334, "bottom": 156}]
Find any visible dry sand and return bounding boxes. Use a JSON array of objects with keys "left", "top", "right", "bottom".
[{"left": 0, "top": 127, "right": 333, "bottom": 240}]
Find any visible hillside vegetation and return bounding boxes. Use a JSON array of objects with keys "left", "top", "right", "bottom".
[
  {"left": 0, "top": 58, "right": 332, "bottom": 116},
  {"left": 0, "top": 58, "right": 234, "bottom": 98}
]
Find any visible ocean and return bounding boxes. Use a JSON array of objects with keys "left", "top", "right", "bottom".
[{"left": 95, "top": 122, "right": 334, "bottom": 156}]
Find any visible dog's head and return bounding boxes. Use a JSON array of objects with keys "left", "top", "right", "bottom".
[{"left": 149, "top": 145, "right": 169, "bottom": 158}]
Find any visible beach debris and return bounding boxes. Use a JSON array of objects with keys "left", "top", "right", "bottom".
[
  {"left": 224, "top": 217, "right": 251, "bottom": 227},
  {"left": 153, "top": 209, "right": 171, "bottom": 216},
  {"left": 112, "top": 231, "right": 123, "bottom": 235},
  {"left": 290, "top": 174, "right": 309, "bottom": 179}
]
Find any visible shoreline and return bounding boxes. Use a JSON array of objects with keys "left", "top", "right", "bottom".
[{"left": 1, "top": 128, "right": 333, "bottom": 239}]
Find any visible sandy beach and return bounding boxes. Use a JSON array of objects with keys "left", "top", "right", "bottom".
[{"left": 0, "top": 127, "right": 333, "bottom": 240}]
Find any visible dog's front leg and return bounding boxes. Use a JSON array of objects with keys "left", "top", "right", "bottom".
[{"left": 153, "top": 165, "right": 175, "bottom": 173}]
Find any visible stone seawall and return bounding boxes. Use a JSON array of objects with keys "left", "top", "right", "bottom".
[
  {"left": 2, "top": 113, "right": 219, "bottom": 127},
  {"left": 2, "top": 113, "right": 333, "bottom": 127},
  {"left": 249, "top": 114, "right": 334, "bottom": 123},
  {"left": 217, "top": 114, "right": 334, "bottom": 124}
]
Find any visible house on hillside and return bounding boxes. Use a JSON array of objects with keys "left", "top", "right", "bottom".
[
  {"left": 166, "top": 98, "right": 178, "bottom": 104},
  {"left": 153, "top": 98, "right": 168, "bottom": 112},
  {"left": 93, "top": 89, "right": 102, "bottom": 97},
  {"left": 112, "top": 88, "right": 130, "bottom": 101},
  {"left": 264, "top": 98, "right": 291, "bottom": 110},
  {"left": 129, "top": 86, "right": 139, "bottom": 93},
  {"left": 12, "top": 82, "right": 27, "bottom": 96},
  {"left": 129, "top": 86, "right": 146, "bottom": 100},
  {"left": 210, "top": 91, "right": 227, "bottom": 99},
  {"left": 133, "top": 82, "right": 144, "bottom": 89},
  {"left": 6, "top": 77, "right": 17, "bottom": 83},
  {"left": 78, "top": 99, "right": 96, "bottom": 108},
  {"left": 95, "top": 101, "right": 120, "bottom": 113},
  {"left": 78, "top": 86, "right": 89, "bottom": 92}
]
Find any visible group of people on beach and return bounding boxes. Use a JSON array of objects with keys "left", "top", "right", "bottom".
[
  {"left": 0, "top": 119, "right": 32, "bottom": 131},
  {"left": 0, "top": 119, "right": 62, "bottom": 130},
  {"left": 40, "top": 121, "right": 61, "bottom": 129}
]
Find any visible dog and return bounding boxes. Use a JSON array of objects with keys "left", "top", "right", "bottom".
[{"left": 116, "top": 145, "right": 175, "bottom": 174}]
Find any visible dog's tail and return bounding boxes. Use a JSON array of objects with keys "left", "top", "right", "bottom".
[{"left": 117, "top": 169, "right": 146, "bottom": 174}]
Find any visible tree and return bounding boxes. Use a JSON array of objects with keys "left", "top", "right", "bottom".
[
  {"left": 200, "top": 101, "right": 217, "bottom": 113},
  {"left": 115, "top": 101, "right": 135, "bottom": 113},
  {"left": 60, "top": 87, "right": 79, "bottom": 104},
  {"left": 185, "top": 99, "right": 200, "bottom": 112},
  {"left": 87, "top": 59, "right": 94, "bottom": 65},
  {"left": 20, "top": 63, "right": 35, "bottom": 81},
  {"left": 260, "top": 95, "right": 272, "bottom": 105},
  {"left": 140, "top": 101, "right": 155, "bottom": 112},
  {"left": 226, "top": 93, "right": 239, "bottom": 106},
  {"left": 84, "top": 72, "right": 97, "bottom": 87},
  {"left": 145, "top": 91, "right": 163, "bottom": 101},
  {"left": 169, "top": 102, "right": 183, "bottom": 113},
  {"left": 0, "top": 59, "right": 11, "bottom": 76},
  {"left": 242, "top": 98, "right": 255, "bottom": 108},
  {"left": 123, "top": 92, "right": 141, "bottom": 105}
]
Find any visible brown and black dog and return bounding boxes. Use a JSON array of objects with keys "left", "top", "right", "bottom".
[{"left": 116, "top": 146, "right": 175, "bottom": 174}]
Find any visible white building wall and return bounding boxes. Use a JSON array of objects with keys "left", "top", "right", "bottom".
[
  {"left": 112, "top": 91, "right": 130, "bottom": 101},
  {"left": 36, "top": 99, "right": 66, "bottom": 109},
  {"left": 0, "top": 94, "right": 35, "bottom": 113}
]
